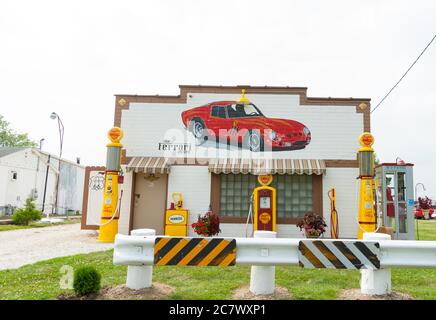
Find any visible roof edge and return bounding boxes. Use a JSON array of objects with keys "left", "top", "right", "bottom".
[{"left": 114, "top": 85, "right": 370, "bottom": 102}]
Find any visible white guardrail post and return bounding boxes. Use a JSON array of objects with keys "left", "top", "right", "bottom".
[
  {"left": 361, "top": 232, "right": 391, "bottom": 295},
  {"left": 113, "top": 232, "right": 436, "bottom": 296},
  {"left": 126, "top": 228, "right": 155, "bottom": 290},
  {"left": 249, "top": 231, "right": 277, "bottom": 295}
]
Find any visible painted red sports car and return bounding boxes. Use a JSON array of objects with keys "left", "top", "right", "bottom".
[{"left": 181, "top": 101, "right": 311, "bottom": 152}]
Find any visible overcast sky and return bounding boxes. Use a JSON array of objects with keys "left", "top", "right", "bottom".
[{"left": 1, "top": 1, "right": 435, "bottom": 196}]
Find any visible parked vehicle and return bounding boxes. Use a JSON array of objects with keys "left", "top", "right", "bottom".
[
  {"left": 414, "top": 207, "right": 435, "bottom": 219},
  {"left": 181, "top": 101, "right": 311, "bottom": 152}
]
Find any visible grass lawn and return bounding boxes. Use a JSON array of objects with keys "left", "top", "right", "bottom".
[
  {"left": 415, "top": 219, "right": 436, "bottom": 240},
  {"left": 0, "top": 219, "right": 435, "bottom": 300},
  {"left": 0, "top": 219, "right": 80, "bottom": 232}
]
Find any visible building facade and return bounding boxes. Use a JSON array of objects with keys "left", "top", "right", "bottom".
[
  {"left": 0, "top": 147, "right": 85, "bottom": 216},
  {"left": 84, "top": 85, "right": 371, "bottom": 239}
]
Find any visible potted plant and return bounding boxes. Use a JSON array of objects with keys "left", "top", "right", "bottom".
[
  {"left": 418, "top": 196, "right": 432, "bottom": 219},
  {"left": 296, "top": 212, "right": 327, "bottom": 238},
  {"left": 191, "top": 206, "right": 221, "bottom": 237}
]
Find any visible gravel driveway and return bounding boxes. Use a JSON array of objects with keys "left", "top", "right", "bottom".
[{"left": 0, "top": 223, "right": 113, "bottom": 270}]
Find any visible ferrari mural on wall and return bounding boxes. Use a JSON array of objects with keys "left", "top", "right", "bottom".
[{"left": 181, "top": 100, "right": 311, "bottom": 152}]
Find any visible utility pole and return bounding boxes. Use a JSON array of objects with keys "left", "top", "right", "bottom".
[
  {"left": 41, "top": 154, "right": 51, "bottom": 217},
  {"left": 50, "top": 112, "right": 64, "bottom": 215}
]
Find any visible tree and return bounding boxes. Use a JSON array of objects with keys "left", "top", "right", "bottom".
[
  {"left": 0, "top": 115, "right": 37, "bottom": 147},
  {"left": 12, "top": 197, "right": 42, "bottom": 225},
  {"left": 374, "top": 152, "right": 380, "bottom": 166}
]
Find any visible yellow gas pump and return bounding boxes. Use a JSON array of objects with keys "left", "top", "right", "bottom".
[
  {"left": 165, "top": 192, "right": 188, "bottom": 236},
  {"left": 253, "top": 175, "right": 276, "bottom": 232},
  {"left": 98, "top": 127, "right": 124, "bottom": 242},
  {"left": 357, "top": 132, "right": 376, "bottom": 239}
]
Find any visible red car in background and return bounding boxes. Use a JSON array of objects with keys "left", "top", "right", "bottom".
[
  {"left": 181, "top": 101, "right": 311, "bottom": 152},
  {"left": 414, "top": 207, "right": 435, "bottom": 219}
]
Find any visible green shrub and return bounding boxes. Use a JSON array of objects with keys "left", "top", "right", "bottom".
[
  {"left": 73, "top": 266, "right": 101, "bottom": 296},
  {"left": 12, "top": 197, "right": 42, "bottom": 225}
]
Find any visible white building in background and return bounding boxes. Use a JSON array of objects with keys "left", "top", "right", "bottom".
[{"left": 0, "top": 147, "right": 85, "bottom": 217}]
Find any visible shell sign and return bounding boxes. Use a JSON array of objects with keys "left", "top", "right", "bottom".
[
  {"left": 258, "top": 175, "right": 273, "bottom": 186},
  {"left": 359, "top": 132, "right": 374, "bottom": 147},
  {"left": 259, "top": 212, "right": 271, "bottom": 225},
  {"left": 108, "top": 127, "right": 124, "bottom": 143}
]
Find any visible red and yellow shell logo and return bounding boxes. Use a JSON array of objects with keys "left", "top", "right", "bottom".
[
  {"left": 359, "top": 132, "right": 374, "bottom": 147},
  {"left": 108, "top": 127, "right": 124, "bottom": 143},
  {"left": 258, "top": 175, "right": 273, "bottom": 186},
  {"left": 259, "top": 212, "right": 271, "bottom": 225}
]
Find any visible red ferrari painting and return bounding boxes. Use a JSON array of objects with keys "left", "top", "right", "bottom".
[{"left": 181, "top": 101, "right": 311, "bottom": 152}]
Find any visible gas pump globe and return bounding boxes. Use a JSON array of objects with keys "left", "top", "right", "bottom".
[{"left": 375, "top": 162, "right": 415, "bottom": 240}]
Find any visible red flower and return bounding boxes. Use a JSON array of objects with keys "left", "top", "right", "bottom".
[
  {"left": 190, "top": 206, "right": 221, "bottom": 237},
  {"left": 296, "top": 212, "right": 327, "bottom": 236}
]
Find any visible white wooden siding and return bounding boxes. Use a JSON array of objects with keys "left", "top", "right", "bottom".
[
  {"left": 322, "top": 167, "right": 360, "bottom": 239},
  {"left": 118, "top": 168, "right": 133, "bottom": 234},
  {"left": 0, "top": 149, "right": 84, "bottom": 216},
  {"left": 219, "top": 223, "right": 302, "bottom": 238},
  {"left": 166, "top": 166, "right": 211, "bottom": 236},
  {"left": 121, "top": 93, "right": 363, "bottom": 160},
  {"left": 161, "top": 166, "right": 360, "bottom": 239}
]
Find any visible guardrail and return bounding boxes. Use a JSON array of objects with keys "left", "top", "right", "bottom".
[
  {"left": 114, "top": 236, "right": 301, "bottom": 267},
  {"left": 113, "top": 230, "right": 436, "bottom": 296},
  {"left": 375, "top": 240, "right": 436, "bottom": 268}
]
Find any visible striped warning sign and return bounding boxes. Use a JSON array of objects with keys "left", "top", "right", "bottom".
[
  {"left": 154, "top": 237, "right": 236, "bottom": 267},
  {"left": 298, "top": 240, "right": 380, "bottom": 269}
]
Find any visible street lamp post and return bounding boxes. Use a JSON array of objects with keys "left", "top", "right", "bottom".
[
  {"left": 39, "top": 138, "right": 45, "bottom": 150},
  {"left": 50, "top": 112, "right": 64, "bottom": 216},
  {"left": 415, "top": 183, "right": 426, "bottom": 201}
]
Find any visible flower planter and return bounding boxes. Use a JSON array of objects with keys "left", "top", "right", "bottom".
[
  {"left": 304, "top": 231, "right": 321, "bottom": 239},
  {"left": 422, "top": 209, "right": 430, "bottom": 219},
  {"left": 305, "top": 234, "right": 320, "bottom": 239},
  {"left": 191, "top": 206, "right": 221, "bottom": 237},
  {"left": 297, "top": 213, "right": 327, "bottom": 239}
]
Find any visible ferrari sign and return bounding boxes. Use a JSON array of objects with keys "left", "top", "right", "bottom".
[{"left": 120, "top": 88, "right": 367, "bottom": 161}]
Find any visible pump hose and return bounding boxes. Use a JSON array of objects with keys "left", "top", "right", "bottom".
[
  {"left": 98, "top": 190, "right": 123, "bottom": 227},
  {"left": 328, "top": 189, "right": 339, "bottom": 239},
  {"left": 245, "top": 193, "right": 254, "bottom": 238}
]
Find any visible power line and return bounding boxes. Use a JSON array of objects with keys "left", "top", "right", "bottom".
[{"left": 371, "top": 33, "right": 436, "bottom": 114}]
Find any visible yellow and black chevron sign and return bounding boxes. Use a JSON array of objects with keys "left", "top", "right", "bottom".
[
  {"left": 298, "top": 240, "right": 380, "bottom": 269},
  {"left": 154, "top": 237, "right": 236, "bottom": 266}
]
